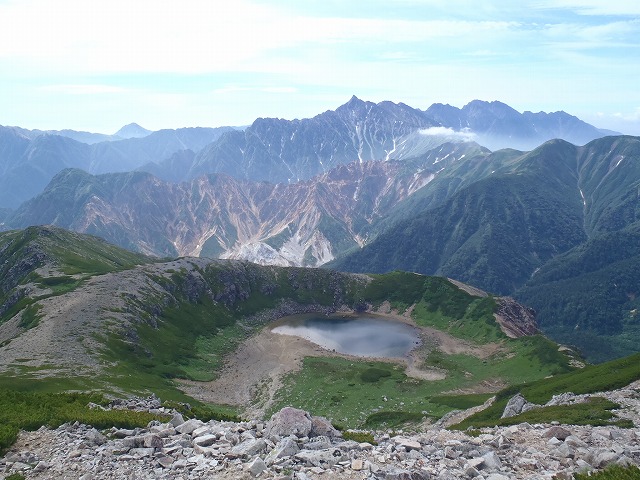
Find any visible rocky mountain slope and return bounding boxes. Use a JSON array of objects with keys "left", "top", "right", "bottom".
[
  {"left": 5, "top": 143, "right": 486, "bottom": 264},
  {"left": 178, "top": 97, "right": 614, "bottom": 185},
  {"left": 425, "top": 100, "right": 611, "bottom": 151}
]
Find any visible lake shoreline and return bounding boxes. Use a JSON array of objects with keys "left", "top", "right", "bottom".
[{"left": 270, "top": 312, "right": 422, "bottom": 359}]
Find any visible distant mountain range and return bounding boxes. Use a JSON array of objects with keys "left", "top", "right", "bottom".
[
  {"left": 424, "top": 100, "right": 616, "bottom": 151},
  {"left": 6, "top": 121, "right": 153, "bottom": 144},
  {"left": 0, "top": 125, "right": 235, "bottom": 208},
  {"left": 0, "top": 97, "right": 635, "bottom": 361},
  {"left": 0, "top": 97, "right": 615, "bottom": 209},
  {"left": 158, "top": 97, "right": 614, "bottom": 184}
]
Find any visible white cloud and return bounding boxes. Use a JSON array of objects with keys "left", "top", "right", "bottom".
[
  {"left": 532, "top": 0, "right": 640, "bottom": 15},
  {"left": 583, "top": 108, "right": 640, "bottom": 135},
  {"left": 0, "top": 0, "right": 289, "bottom": 73},
  {"left": 213, "top": 86, "right": 298, "bottom": 95},
  {"left": 39, "top": 84, "right": 128, "bottom": 95},
  {"left": 0, "top": 0, "right": 521, "bottom": 75},
  {"left": 419, "top": 127, "right": 477, "bottom": 141},
  {"left": 543, "top": 19, "right": 639, "bottom": 44},
  {"left": 0, "top": 0, "right": 638, "bottom": 133},
  {"left": 613, "top": 108, "right": 640, "bottom": 122}
]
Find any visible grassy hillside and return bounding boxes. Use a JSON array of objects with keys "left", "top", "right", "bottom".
[
  {"left": 453, "top": 352, "right": 640, "bottom": 430},
  {"left": 331, "top": 136, "right": 640, "bottom": 362},
  {"left": 98, "top": 261, "right": 366, "bottom": 388},
  {"left": 330, "top": 169, "right": 585, "bottom": 295},
  {"left": 0, "top": 226, "right": 152, "bottom": 325}
]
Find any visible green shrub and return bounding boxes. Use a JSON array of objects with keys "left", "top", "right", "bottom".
[
  {"left": 19, "top": 303, "right": 42, "bottom": 330},
  {"left": 5, "top": 474, "right": 27, "bottom": 480},
  {"left": 162, "top": 400, "right": 241, "bottom": 423},
  {"left": 360, "top": 367, "right": 392, "bottom": 383},
  {"left": 452, "top": 352, "right": 640, "bottom": 430},
  {"left": 342, "top": 430, "right": 377, "bottom": 445},
  {"left": 573, "top": 464, "right": 640, "bottom": 480},
  {"left": 0, "top": 390, "right": 165, "bottom": 455},
  {"left": 0, "top": 424, "right": 19, "bottom": 455},
  {"left": 364, "top": 411, "right": 425, "bottom": 428},
  {"left": 454, "top": 397, "right": 629, "bottom": 431},
  {"left": 430, "top": 393, "right": 493, "bottom": 410}
]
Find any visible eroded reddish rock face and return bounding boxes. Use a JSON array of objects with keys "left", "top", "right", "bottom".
[
  {"left": 494, "top": 296, "right": 539, "bottom": 338},
  {"left": 8, "top": 140, "right": 480, "bottom": 266}
]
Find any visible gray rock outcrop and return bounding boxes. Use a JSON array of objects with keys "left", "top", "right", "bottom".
[{"left": 501, "top": 393, "right": 539, "bottom": 418}]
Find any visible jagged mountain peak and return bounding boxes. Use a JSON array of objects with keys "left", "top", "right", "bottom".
[
  {"left": 335, "top": 95, "right": 374, "bottom": 113},
  {"left": 464, "top": 99, "right": 512, "bottom": 108},
  {"left": 462, "top": 99, "right": 521, "bottom": 117},
  {"left": 345, "top": 94, "right": 364, "bottom": 106},
  {"left": 114, "top": 123, "right": 152, "bottom": 139},
  {"left": 0, "top": 98, "right": 619, "bottom": 211}
]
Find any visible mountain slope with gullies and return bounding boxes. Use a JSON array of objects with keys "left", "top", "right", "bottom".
[
  {"left": 6, "top": 142, "right": 487, "bottom": 264},
  {"left": 0, "top": 225, "right": 574, "bottom": 425},
  {"left": 184, "top": 96, "right": 438, "bottom": 183},
  {"left": 184, "top": 97, "right": 614, "bottom": 185},
  {"left": 330, "top": 135, "right": 640, "bottom": 361}
]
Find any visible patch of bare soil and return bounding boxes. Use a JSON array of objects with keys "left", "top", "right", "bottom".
[
  {"left": 425, "top": 326, "right": 503, "bottom": 359},
  {"left": 447, "top": 278, "right": 488, "bottom": 298},
  {"left": 179, "top": 328, "right": 331, "bottom": 419}
]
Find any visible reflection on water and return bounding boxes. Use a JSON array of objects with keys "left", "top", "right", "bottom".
[{"left": 271, "top": 315, "right": 420, "bottom": 358}]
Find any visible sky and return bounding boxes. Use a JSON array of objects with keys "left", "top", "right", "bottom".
[{"left": 0, "top": 0, "right": 639, "bottom": 135}]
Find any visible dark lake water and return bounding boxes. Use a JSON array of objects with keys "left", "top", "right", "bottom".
[{"left": 271, "top": 314, "right": 421, "bottom": 358}]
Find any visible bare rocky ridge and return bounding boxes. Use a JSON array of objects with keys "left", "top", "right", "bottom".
[{"left": 3, "top": 382, "right": 640, "bottom": 479}]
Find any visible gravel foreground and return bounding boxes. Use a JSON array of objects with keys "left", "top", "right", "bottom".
[{"left": 3, "top": 382, "right": 640, "bottom": 480}]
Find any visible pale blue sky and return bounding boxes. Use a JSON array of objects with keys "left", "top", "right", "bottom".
[{"left": 0, "top": 0, "right": 639, "bottom": 134}]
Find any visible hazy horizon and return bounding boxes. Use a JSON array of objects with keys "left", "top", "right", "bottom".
[{"left": 1, "top": 0, "right": 638, "bottom": 135}]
